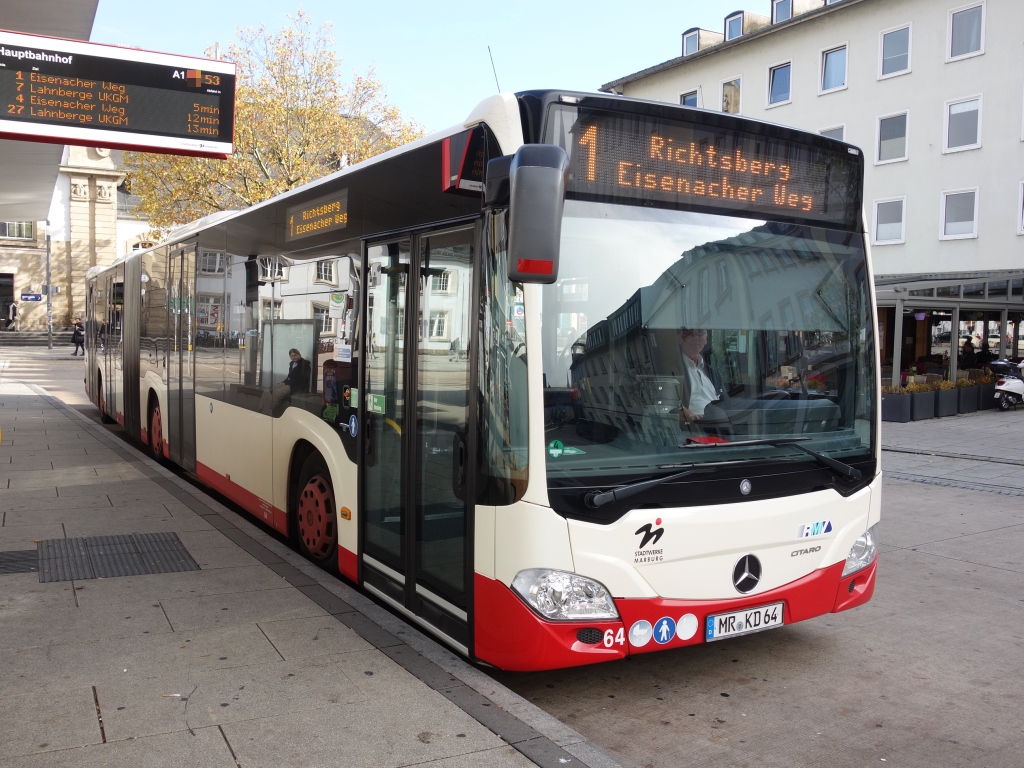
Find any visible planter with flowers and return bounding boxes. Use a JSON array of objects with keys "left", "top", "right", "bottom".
[
  {"left": 906, "top": 382, "right": 935, "bottom": 421},
  {"left": 881, "top": 385, "right": 911, "bottom": 423},
  {"left": 934, "top": 379, "right": 958, "bottom": 417},
  {"left": 956, "top": 378, "right": 979, "bottom": 413}
]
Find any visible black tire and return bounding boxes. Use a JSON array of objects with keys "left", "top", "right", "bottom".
[
  {"left": 998, "top": 392, "right": 1014, "bottom": 411},
  {"left": 293, "top": 452, "right": 338, "bottom": 573}
]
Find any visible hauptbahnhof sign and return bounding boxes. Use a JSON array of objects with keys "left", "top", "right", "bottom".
[{"left": 0, "top": 29, "right": 236, "bottom": 158}]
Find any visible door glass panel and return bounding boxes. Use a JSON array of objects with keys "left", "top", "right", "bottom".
[
  {"left": 416, "top": 229, "right": 473, "bottom": 607},
  {"left": 363, "top": 240, "right": 411, "bottom": 572}
]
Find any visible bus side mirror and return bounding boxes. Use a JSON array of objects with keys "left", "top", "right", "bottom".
[{"left": 505, "top": 145, "right": 569, "bottom": 284}]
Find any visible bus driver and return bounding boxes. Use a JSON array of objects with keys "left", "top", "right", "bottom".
[{"left": 677, "top": 327, "right": 728, "bottom": 431}]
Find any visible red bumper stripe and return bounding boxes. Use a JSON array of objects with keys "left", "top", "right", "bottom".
[{"left": 473, "top": 558, "right": 878, "bottom": 671}]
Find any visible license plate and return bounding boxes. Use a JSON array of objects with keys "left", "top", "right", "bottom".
[{"left": 705, "top": 602, "right": 784, "bottom": 641}]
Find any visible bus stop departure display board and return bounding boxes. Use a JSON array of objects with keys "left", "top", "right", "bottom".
[
  {"left": 0, "top": 30, "right": 235, "bottom": 158},
  {"left": 546, "top": 105, "right": 863, "bottom": 230}
]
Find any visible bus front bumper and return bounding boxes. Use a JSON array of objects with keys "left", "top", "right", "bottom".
[{"left": 473, "top": 558, "right": 876, "bottom": 672}]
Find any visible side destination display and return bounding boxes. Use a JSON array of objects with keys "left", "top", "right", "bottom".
[
  {"left": 0, "top": 29, "right": 235, "bottom": 158},
  {"left": 286, "top": 190, "right": 349, "bottom": 242},
  {"left": 550, "top": 106, "right": 863, "bottom": 229}
]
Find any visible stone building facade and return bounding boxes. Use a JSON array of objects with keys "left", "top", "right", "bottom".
[{"left": 0, "top": 146, "right": 129, "bottom": 331}]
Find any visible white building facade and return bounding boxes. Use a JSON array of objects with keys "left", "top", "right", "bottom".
[{"left": 603, "top": 0, "right": 1024, "bottom": 375}]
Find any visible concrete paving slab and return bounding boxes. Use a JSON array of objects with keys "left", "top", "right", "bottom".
[
  {"left": 398, "top": 746, "right": 534, "bottom": 767},
  {"left": 3, "top": 504, "right": 177, "bottom": 527},
  {"left": 63, "top": 516, "right": 216, "bottom": 538},
  {"left": 0, "top": 725, "right": 238, "bottom": 767},
  {"left": 258, "top": 615, "right": 373, "bottom": 660},
  {"left": 182, "top": 544, "right": 263, "bottom": 569},
  {"left": 0, "top": 596, "right": 173, "bottom": 649},
  {"left": 99, "top": 655, "right": 366, "bottom": 740},
  {"left": 0, "top": 687, "right": 100, "bottom": 758},
  {"left": 222, "top": 694, "right": 511, "bottom": 768},
  {"left": 0, "top": 523, "right": 66, "bottom": 550},
  {"left": 912, "top": 525, "right": 1024, "bottom": 573},
  {"left": 74, "top": 565, "right": 301, "bottom": 606},
  {"left": 159, "top": 587, "right": 328, "bottom": 632}
]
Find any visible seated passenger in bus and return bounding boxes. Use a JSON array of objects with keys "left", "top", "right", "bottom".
[{"left": 259, "top": 349, "right": 311, "bottom": 415}]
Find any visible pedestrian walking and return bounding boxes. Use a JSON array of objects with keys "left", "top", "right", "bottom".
[
  {"left": 71, "top": 316, "right": 85, "bottom": 356},
  {"left": 7, "top": 301, "right": 18, "bottom": 331},
  {"left": 449, "top": 336, "right": 461, "bottom": 362}
]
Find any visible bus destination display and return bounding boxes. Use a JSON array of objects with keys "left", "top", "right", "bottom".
[
  {"left": 286, "top": 190, "right": 349, "bottom": 242},
  {"left": 0, "top": 30, "right": 235, "bottom": 158},
  {"left": 554, "top": 107, "right": 862, "bottom": 228}
]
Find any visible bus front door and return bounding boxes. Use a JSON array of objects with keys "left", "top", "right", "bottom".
[{"left": 362, "top": 226, "right": 476, "bottom": 651}]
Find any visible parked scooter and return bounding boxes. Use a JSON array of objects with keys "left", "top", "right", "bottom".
[{"left": 990, "top": 359, "right": 1024, "bottom": 410}]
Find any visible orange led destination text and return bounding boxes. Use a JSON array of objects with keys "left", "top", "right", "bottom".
[{"left": 585, "top": 129, "right": 815, "bottom": 213}]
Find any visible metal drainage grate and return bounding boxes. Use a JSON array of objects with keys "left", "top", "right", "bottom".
[
  {"left": 0, "top": 550, "right": 39, "bottom": 575},
  {"left": 38, "top": 533, "right": 200, "bottom": 583}
]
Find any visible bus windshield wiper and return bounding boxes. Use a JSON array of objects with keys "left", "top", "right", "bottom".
[
  {"left": 682, "top": 437, "right": 862, "bottom": 481},
  {"left": 584, "top": 466, "right": 716, "bottom": 509}
]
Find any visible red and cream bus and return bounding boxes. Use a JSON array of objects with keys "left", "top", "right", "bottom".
[{"left": 86, "top": 90, "right": 880, "bottom": 671}]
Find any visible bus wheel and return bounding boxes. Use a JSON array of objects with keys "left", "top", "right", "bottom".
[
  {"left": 149, "top": 404, "right": 164, "bottom": 458},
  {"left": 295, "top": 453, "right": 338, "bottom": 571}
]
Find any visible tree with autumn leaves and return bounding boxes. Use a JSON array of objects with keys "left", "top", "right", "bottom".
[{"left": 124, "top": 11, "right": 424, "bottom": 232}]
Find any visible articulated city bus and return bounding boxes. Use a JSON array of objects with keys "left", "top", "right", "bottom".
[{"left": 85, "top": 90, "right": 880, "bottom": 671}]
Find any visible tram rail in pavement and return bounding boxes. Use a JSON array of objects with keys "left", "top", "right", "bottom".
[{"left": 0, "top": 376, "right": 624, "bottom": 768}]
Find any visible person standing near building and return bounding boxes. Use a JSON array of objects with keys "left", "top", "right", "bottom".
[
  {"left": 7, "top": 300, "right": 18, "bottom": 331},
  {"left": 71, "top": 316, "right": 85, "bottom": 356}
]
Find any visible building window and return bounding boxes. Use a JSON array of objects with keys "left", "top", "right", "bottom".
[
  {"left": 873, "top": 198, "right": 906, "bottom": 244},
  {"left": 197, "top": 294, "right": 226, "bottom": 328},
  {"left": 773, "top": 0, "right": 791, "bottom": 23},
  {"left": 199, "top": 251, "right": 226, "bottom": 275},
  {"left": 726, "top": 14, "right": 743, "bottom": 41},
  {"left": 768, "top": 62, "right": 791, "bottom": 106},
  {"left": 879, "top": 25, "right": 911, "bottom": 78},
  {"left": 431, "top": 270, "right": 454, "bottom": 294},
  {"left": 877, "top": 112, "right": 908, "bottom": 163},
  {"left": 313, "top": 305, "right": 334, "bottom": 335},
  {"left": 260, "top": 299, "right": 283, "bottom": 320},
  {"left": 944, "top": 96, "right": 981, "bottom": 152},
  {"left": 0, "top": 222, "right": 33, "bottom": 239},
  {"left": 315, "top": 260, "right": 335, "bottom": 284},
  {"left": 428, "top": 310, "right": 449, "bottom": 340},
  {"left": 258, "top": 257, "right": 287, "bottom": 282},
  {"left": 940, "top": 189, "right": 979, "bottom": 239},
  {"left": 948, "top": 2, "right": 984, "bottom": 61},
  {"left": 680, "top": 90, "right": 698, "bottom": 107},
  {"left": 683, "top": 31, "right": 698, "bottom": 56},
  {"left": 821, "top": 45, "right": 848, "bottom": 93},
  {"left": 722, "top": 77, "right": 741, "bottom": 114},
  {"left": 820, "top": 125, "right": 845, "bottom": 141}
]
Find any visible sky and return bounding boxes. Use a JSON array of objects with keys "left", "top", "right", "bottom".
[{"left": 90, "top": 0, "right": 763, "bottom": 133}]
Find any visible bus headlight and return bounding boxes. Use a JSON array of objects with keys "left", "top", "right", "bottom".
[
  {"left": 511, "top": 569, "right": 619, "bottom": 621},
  {"left": 842, "top": 523, "right": 879, "bottom": 577}
]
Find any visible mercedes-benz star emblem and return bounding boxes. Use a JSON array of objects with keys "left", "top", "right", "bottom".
[
  {"left": 732, "top": 554, "right": 761, "bottom": 594},
  {"left": 739, "top": 478, "right": 752, "bottom": 495}
]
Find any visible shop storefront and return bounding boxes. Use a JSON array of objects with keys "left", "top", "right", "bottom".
[{"left": 876, "top": 272, "right": 1024, "bottom": 388}]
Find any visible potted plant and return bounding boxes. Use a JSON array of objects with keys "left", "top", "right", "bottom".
[
  {"left": 906, "top": 382, "right": 935, "bottom": 421},
  {"left": 956, "top": 378, "right": 979, "bottom": 413},
  {"left": 934, "top": 379, "right": 958, "bottom": 417},
  {"left": 881, "top": 385, "right": 911, "bottom": 423},
  {"left": 976, "top": 374, "right": 996, "bottom": 410}
]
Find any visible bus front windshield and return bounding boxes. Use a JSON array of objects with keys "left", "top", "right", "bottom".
[{"left": 541, "top": 200, "right": 875, "bottom": 485}]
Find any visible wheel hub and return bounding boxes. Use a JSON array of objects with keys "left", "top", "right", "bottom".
[{"left": 298, "top": 474, "right": 334, "bottom": 557}]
